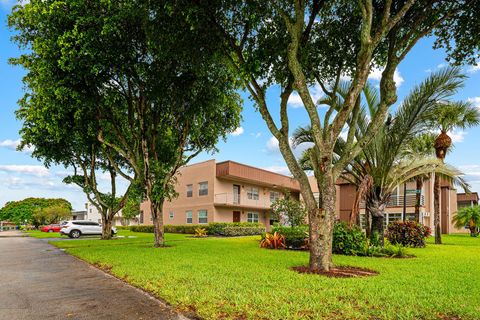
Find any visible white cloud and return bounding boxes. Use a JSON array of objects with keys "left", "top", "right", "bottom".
[
  {"left": 266, "top": 136, "right": 280, "bottom": 153},
  {"left": 250, "top": 132, "right": 262, "bottom": 138},
  {"left": 437, "top": 63, "right": 447, "bottom": 69},
  {"left": 0, "top": 139, "right": 34, "bottom": 153},
  {"left": 467, "top": 64, "right": 480, "bottom": 74},
  {"left": 262, "top": 166, "right": 292, "bottom": 176},
  {"left": 467, "top": 97, "right": 480, "bottom": 109},
  {"left": 288, "top": 84, "right": 324, "bottom": 108},
  {"left": 0, "top": 165, "right": 50, "bottom": 177},
  {"left": 230, "top": 127, "right": 244, "bottom": 136},
  {"left": 368, "top": 67, "right": 404, "bottom": 87},
  {"left": 449, "top": 130, "right": 466, "bottom": 143}
]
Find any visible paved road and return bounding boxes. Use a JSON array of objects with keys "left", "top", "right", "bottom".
[{"left": 0, "top": 236, "right": 188, "bottom": 320}]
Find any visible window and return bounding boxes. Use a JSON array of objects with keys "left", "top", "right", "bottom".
[
  {"left": 247, "top": 187, "right": 259, "bottom": 200},
  {"left": 186, "top": 211, "right": 193, "bottom": 224},
  {"left": 198, "top": 210, "right": 208, "bottom": 224},
  {"left": 384, "top": 213, "right": 402, "bottom": 228},
  {"left": 186, "top": 184, "right": 193, "bottom": 198},
  {"left": 199, "top": 182, "right": 208, "bottom": 196},
  {"left": 247, "top": 212, "right": 259, "bottom": 223},
  {"left": 169, "top": 212, "right": 174, "bottom": 220},
  {"left": 270, "top": 191, "right": 280, "bottom": 202}
]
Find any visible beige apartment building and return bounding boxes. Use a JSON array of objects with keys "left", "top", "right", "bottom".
[
  {"left": 140, "top": 160, "right": 300, "bottom": 229},
  {"left": 140, "top": 159, "right": 471, "bottom": 234}
]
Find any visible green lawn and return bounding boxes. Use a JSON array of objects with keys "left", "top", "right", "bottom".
[
  {"left": 51, "top": 232, "right": 480, "bottom": 320},
  {"left": 25, "top": 230, "right": 63, "bottom": 238}
]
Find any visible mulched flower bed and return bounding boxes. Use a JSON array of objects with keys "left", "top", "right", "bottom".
[{"left": 291, "top": 265, "right": 379, "bottom": 278}]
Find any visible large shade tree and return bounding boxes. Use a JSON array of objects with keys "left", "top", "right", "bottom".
[
  {"left": 9, "top": 0, "right": 242, "bottom": 246},
  {"left": 193, "top": 0, "right": 480, "bottom": 271},
  {"left": 0, "top": 198, "right": 72, "bottom": 225},
  {"left": 294, "top": 68, "right": 469, "bottom": 245}
]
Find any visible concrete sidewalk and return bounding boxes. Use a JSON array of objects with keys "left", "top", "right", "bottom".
[
  {"left": 0, "top": 230, "right": 25, "bottom": 238},
  {"left": 0, "top": 236, "right": 189, "bottom": 320}
]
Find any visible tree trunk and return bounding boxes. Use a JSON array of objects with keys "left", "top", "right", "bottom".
[
  {"left": 365, "top": 208, "right": 371, "bottom": 239},
  {"left": 308, "top": 175, "right": 336, "bottom": 272},
  {"left": 368, "top": 200, "right": 386, "bottom": 247},
  {"left": 150, "top": 199, "right": 165, "bottom": 247},
  {"left": 433, "top": 172, "right": 442, "bottom": 244},
  {"left": 101, "top": 212, "right": 113, "bottom": 240},
  {"left": 414, "top": 177, "right": 422, "bottom": 222}
]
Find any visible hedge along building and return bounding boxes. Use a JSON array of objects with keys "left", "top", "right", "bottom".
[{"left": 140, "top": 160, "right": 300, "bottom": 230}]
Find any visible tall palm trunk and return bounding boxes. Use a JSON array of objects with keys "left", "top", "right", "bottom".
[
  {"left": 414, "top": 177, "right": 423, "bottom": 222},
  {"left": 434, "top": 130, "right": 451, "bottom": 244}
]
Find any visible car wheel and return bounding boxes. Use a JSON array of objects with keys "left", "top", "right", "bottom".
[
  {"left": 111, "top": 230, "right": 115, "bottom": 237},
  {"left": 48, "top": 230, "right": 53, "bottom": 233},
  {"left": 70, "top": 230, "right": 81, "bottom": 239}
]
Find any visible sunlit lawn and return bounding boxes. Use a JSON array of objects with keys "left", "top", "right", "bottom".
[{"left": 51, "top": 232, "right": 480, "bottom": 319}]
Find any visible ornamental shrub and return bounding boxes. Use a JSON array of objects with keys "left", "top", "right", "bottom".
[
  {"left": 130, "top": 225, "right": 154, "bottom": 233},
  {"left": 221, "top": 226, "right": 266, "bottom": 236},
  {"left": 272, "top": 225, "right": 308, "bottom": 249},
  {"left": 164, "top": 225, "right": 198, "bottom": 234},
  {"left": 332, "top": 222, "right": 368, "bottom": 255},
  {"left": 386, "top": 220, "right": 431, "bottom": 247},
  {"left": 207, "top": 222, "right": 263, "bottom": 236}
]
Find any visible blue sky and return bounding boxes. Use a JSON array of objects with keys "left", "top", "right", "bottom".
[{"left": 1, "top": 3, "right": 479, "bottom": 210}]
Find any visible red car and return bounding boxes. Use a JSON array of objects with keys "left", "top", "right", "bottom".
[{"left": 41, "top": 224, "right": 62, "bottom": 233}]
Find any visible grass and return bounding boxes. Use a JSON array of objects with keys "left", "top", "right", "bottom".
[
  {"left": 25, "top": 230, "right": 62, "bottom": 238},
  {"left": 51, "top": 232, "right": 480, "bottom": 320}
]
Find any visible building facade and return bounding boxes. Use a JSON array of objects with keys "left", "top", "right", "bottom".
[
  {"left": 140, "top": 160, "right": 300, "bottom": 229},
  {"left": 138, "top": 159, "right": 472, "bottom": 234},
  {"left": 84, "top": 203, "right": 140, "bottom": 226}
]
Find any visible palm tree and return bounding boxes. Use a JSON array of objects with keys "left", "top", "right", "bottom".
[
  {"left": 428, "top": 102, "right": 480, "bottom": 244},
  {"left": 403, "top": 133, "right": 437, "bottom": 221},
  {"left": 293, "top": 67, "right": 469, "bottom": 245},
  {"left": 452, "top": 205, "right": 480, "bottom": 237}
]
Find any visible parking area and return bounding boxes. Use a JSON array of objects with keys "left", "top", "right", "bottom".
[{"left": 0, "top": 236, "right": 188, "bottom": 320}]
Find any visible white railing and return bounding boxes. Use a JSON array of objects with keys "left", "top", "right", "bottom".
[{"left": 214, "top": 193, "right": 272, "bottom": 208}]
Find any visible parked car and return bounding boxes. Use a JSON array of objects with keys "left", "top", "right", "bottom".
[
  {"left": 41, "top": 224, "right": 61, "bottom": 233},
  {"left": 60, "top": 220, "right": 117, "bottom": 239}
]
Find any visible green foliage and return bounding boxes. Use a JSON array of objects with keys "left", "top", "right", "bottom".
[
  {"left": 386, "top": 221, "right": 431, "bottom": 248},
  {"left": 221, "top": 226, "right": 266, "bottom": 237},
  {"left": 31, "top": 205, "right": 71, "bottom": 227},
  {"left": 271, "top": 225, "right": 309, "bottom": 249},
  {"left": 270, "top": 195, "right": 307, "bottom": 228},
  {"left": 332, "top": 222, "right": 368, "bottom": 256},
  {"left": 0, "top": 198, "right": 72, "bottom": 225},
  {"left": 206, "top": 222, "right": 263, "bottom": 236},
  {"left": 364, "top": 240, "right": 408, "bottom": 258},
  {"left": 164, "top": 225, "right": 198, "bottom": 234},
  {"left": 452, "top": 205, "right": 480, "bottom": 237}
]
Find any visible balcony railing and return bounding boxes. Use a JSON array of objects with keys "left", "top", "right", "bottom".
[
  {"left": 214, "top": 193, "right": 272, "bottom": 208},
  {"left": 360, "top": 194, "right": 424, "bottom": 208}
]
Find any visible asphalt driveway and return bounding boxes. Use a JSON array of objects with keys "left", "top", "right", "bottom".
[{"left": 0, "top": 235, "right": 188, "bottom": 320}]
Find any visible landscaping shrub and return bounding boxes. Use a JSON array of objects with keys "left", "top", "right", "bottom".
[
  {"left": 164, "top": 225, "right": 197, "bottom": 234},
  {"left": 129, "top": 225, "right": 154, "bottom": 233},
  {"left": 386, "top": 220, "right": 431, "bottom": 247},
  {"left": 115, "top": 226, "right": 130, "bottom": 230},
  {"left": 332, "top": 222, "right": 368, "bottom": 255},
  {"left": 272, "top": 225, "right": 308, "bottom": 249},
  {"left": 207, "top": 222, "right": 263, "bottom": 236},
  {"left": 222, "top": 226, "right": 266, "bottom": 236},
  {"left": 194, "top": 227, "right": 208, "bottom": 237},
  {"left": 260, "top": 232, "right": 286, "bottom": 249}
]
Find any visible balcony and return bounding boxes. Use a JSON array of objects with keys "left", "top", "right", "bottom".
[
  {"left": 360, "top": 194, "right": 425, "bottom": 208},
  {"left": 214, "top": 193, "right": 272, "bottom": 209}
]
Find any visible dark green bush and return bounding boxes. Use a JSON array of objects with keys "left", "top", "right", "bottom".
[
  {"left": 222, "top": 226, "right": 266, "bottom": 236},
  {"left": 164, "top": 225, "right": 197, "bottom": 234},
  {"left": 272, "top": 225, "right": 308, "bottom": 249},
  {"left": 130, "top": 225, "right": 154, "bottom": 233},
  {"left": 386, "top": 220, "right": 431, "bottom": 247},
  {"left": 207, "top": 222, "right": 263, "bottom": 236},
  {"left": 332, "top": 222, "right": 368, "bottom": 255},
  {"left": 115, "top": 226, "right": 130, "bottom": 230}
]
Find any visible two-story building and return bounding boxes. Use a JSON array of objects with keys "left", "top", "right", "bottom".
[
  {"left": 138, "top": 159, "right": 472, "bottom": 234},
  {"left": 140, "top": 160, "right": 300, "bottom": 228}
]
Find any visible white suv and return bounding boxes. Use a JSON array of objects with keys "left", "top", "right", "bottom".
[{"left": 60, "top": 220, "right": 117, "bottom": 239}]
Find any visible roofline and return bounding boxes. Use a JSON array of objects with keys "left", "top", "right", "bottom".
[{"left": 216, "top": 160, "right": 294, "bottom": 180}]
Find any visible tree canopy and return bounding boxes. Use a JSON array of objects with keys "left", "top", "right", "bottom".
[{"left": 0, "top": 198, "right": 72, "bottom": 225}]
